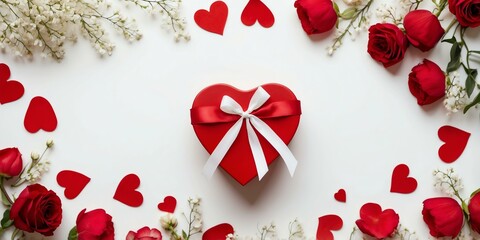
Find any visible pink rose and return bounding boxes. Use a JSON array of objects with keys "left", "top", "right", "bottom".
[{"left": 126, "top": 227, "right": 162, "bottom": 240}]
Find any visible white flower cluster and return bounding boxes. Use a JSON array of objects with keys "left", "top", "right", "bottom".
[
  {"left": 0, "top": 0, "right": 187, "bottom": 60},
  {"left": 23, "top": 159, "right": 50, "bottom": 183},
  {"left": 125, "top": 0, "right": 190, "bottom": 42},
  {"left": 375, "top": 3, "right": 405, "bottom": 24},
  {"left": 433, "top": 168, "right": 464, "bottom": 197},
  {"left": 258, "top": 222, "right": 277, "bottom": 240},
  {"left": 444, "top": 73, "right": 468, "bottom": 114},
  {"left": 288, "top": 219, "right": 306, "bottom": 240},
  {"left": 187, "top": 197, "right": 203, "bottom": 232},
  {"left": 226, "top": 233, "right": 238, "bottom": 240},
  {"left": 160, "top": 213, "right": 178, "bottom": 230}
]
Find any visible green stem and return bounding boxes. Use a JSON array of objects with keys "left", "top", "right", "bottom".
[
  {"left": 443, "top": 19, "right": 458, "bottom": 37},
  {"left": 434, "top": 0, "right": 448, "bottom": 17},
  {"left": 0, "top": 178, "right": 13, "bottom": 205},
  {"left": 331, "top": 0, "right": 374, "bottom": 49}
]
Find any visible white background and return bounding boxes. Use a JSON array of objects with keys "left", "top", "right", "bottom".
[{"left": 1, "top": 0, "right": 480, "bottom": 239}]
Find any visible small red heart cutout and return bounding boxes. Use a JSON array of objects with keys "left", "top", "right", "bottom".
[
  {"left": 438, "top": 125, "right": 470, "bottom": 163},
  {"left": 0, "top": 63, "right": 11, "bottom": 82},
  {"left": 203, "top": 223, "right": 234, "bottom": 240},
  {"left": 334, "top": 189, "right": 346, "bottom": 203},
  {"left": 0, "top": 80, "right": 24, "bottom": 104},
  {"left": 241, "top": 0, "right": 275, "bottom": 28},
  {"left": 194, "top": 1, "right": 228, "bottom": 35},
  {"left": 113, "top": 174, "right": 143, "bottom": 207},
  {"left": 56, "top": 170, "right": 91, "bottom": 200},
  {"left": 317, "top": 214, "right": 343, "bottom": 240},
  {"left": 390, "top": 164, "right": 417, "bottom": 194},
  {"left": 158, "top": 196, "right": 177, "bottom": 213},
  {"left": 24, "top": 96, "right": 57, "bottom": 133}
]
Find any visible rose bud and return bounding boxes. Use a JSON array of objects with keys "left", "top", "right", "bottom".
[
  {"left": 408, "top": 59, "right": 446, "bottom": 105},
  {"left": 160, "top": 213, "right": 178, "bottom": 230},
  {"left": 0, "top": 147, "right": 23, "bottom": 177},
  {"left": 469, "top": 191, "right": 480, "bottom": 234},
  {"left": 73, "top": 209, "right": 115, "bottom": 240},
  {"left": 294, "top": 0, "right": 338, "bottom": 34},
  {"left": 9, "top": 184, "right": 62, "bottom": 236},
  {"left": 404, "top": 10, "right": 444, "bottom": 52},
  {"left": 422, "top": 197, "right": 464, "bottom": 238},
  {"left": 126, "top": 226, "right": 162, "bottom": 240},
  {"left": 367, "top": 23, "right": 409, "bottom": 67},
  {"left": 449, "top": 0, "right": 480, "bottom": 27},
  {"left": 355, "top": 202, "right": 400, "bottom": 239}
]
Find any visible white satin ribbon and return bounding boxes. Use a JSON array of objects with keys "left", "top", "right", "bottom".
[{"left": 203, "top": 87, "right": 298, "bottom": 180}]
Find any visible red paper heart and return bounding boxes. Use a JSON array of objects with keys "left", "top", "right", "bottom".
[
  {"left": 390, "top": 164, "right": 417, "bottom": 194},
  {"left": 158, "top": 196, "right": 177, "bottom": 213},
  {"left": 24, "top": 96, "right": 57, "bottom": 133},
  {"left": 0, "top": 80, "right": 24, "bottom": 104},
  {"left": 194, "top": 1, "right": 228, "bottom": 35},
  {"left": 56, "top": 170, "right": 91, "bottom": 200},
  {"left": 0, "top": 63, "right": 11, "bottom": 82},
  {"left": 241, "top": 0, "right": 275, "bottom": 28},
  {"left": 438, "top": 125, "right": 470, "bottom": 163},
  {"left": 334, "top": 189, "right": 346, "bottom": 203},
  {"left": 317, "top": 214, "right": 343, "bottom": 240},
  {"left": 203, "top": 223, "right": 234, "bottom": 240},
  {"left": 113, "top": 174, "right": 143, "bottom": 207},
  {"left": 355, "top": 203, "right": 399, "bottom": 239},
  {"left": 191, "top": 83, "right": 301, "bottom": 185}
]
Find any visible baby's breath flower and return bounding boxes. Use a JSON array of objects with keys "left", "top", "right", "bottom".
[
  {"left": 0, "top": 0, "right": 187, "bottom": 60},
  {"left": 444, "top": 74, "right": 467, "bottom": 114}
]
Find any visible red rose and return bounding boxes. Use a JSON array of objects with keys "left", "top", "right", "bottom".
[
  {"left": 367, "top": 23, "right": 409, "bottom": 67},
  {"left": 76, "top": 209, "right": 114, "bottom": 240},
  {"left": 9, "top": 184, "right": 62, "bottom": 236},
  {"left": 404, "top": 10, "right": 444, "bottom": 51},
  {"left": 469, "top": 191, "right": 480, "bottom": 233},
  {"left": 126, "top": 226, "right": 162, "bottom": 240},
  {"left": 0, "top": 147, "right": 22, "bottom": 177},
  {"left": 408, "top": 59, "right": 445, "bottom": 105},
  {"left": 294, "top": 0, "right": 338, "bottom": 34},
  {"left": 422, "top": 197, "right": 464, "bottom": 238},
  {"left": 448, "top": 0, "right": 480, "bottom": 27},
  {"left": 355, "top": 203, "right": 399, "bottom": 239}
]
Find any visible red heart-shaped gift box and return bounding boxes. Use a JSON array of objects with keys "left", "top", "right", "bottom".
[{"left": 190, "top": 83, "right": 301, "bottom": 185}]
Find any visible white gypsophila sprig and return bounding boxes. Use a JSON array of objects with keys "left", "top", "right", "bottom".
[
  {"left": 288, "top": 219, "right": 306, "bottom": 240},
  {"left": 226, "top": 233, "right": 239, "bottom": 240},
  {"left": 258, "top": 222, "right": 277, "bottom": 240},
  {"left": 184, "top": 197, "right": 202, "bottom": 237},
  {"left": 391, "top": 225, "right": 418, "bottom": 240},
  {"left": 124, "top": 0, "right": 190, "bottom": 42},
  {"left": 444, "top": 73, "right": 468, "bottom": 114},
  {"left": 0, "top": 0, "right": 184, "bottom": 60},
  {"left": 433, "top": 168, "right": 464, "bottom": 198},
  {"left": 375, "top": 3, "right": 405, "bottom": 24},
  {"left": 328, "top": 0, "right": 372, "bottom": 56},
  {"left": 13, "top": 139, "right": 54, "bottom": 186}
]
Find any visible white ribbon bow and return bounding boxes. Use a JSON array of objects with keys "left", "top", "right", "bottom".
[{"left": 203, "top": 87, "right": 298, "bottom": 180}]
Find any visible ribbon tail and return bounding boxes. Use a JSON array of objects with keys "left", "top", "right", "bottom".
[
  {"left": 245, "top": 119, "right": 268, "bottom": 180},
  {"left": 203, "top": 118, "right": 244, "bottom": 178},
  {"left": 250, "top": 116, "right": 298, "bottom": 177}
]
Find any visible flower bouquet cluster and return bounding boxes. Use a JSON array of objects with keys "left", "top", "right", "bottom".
[
  {"left": 422, "top": 169, "right": 480, "bottom": 239},
  {"left": 0, "top": 140, "right": 60, "bottom": 239},
  {"left": 294, "top": 0, "right": 480, "bottom": 115},
  {"left": 0, "top": 0, "right": 189, "bottom": 60}
]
